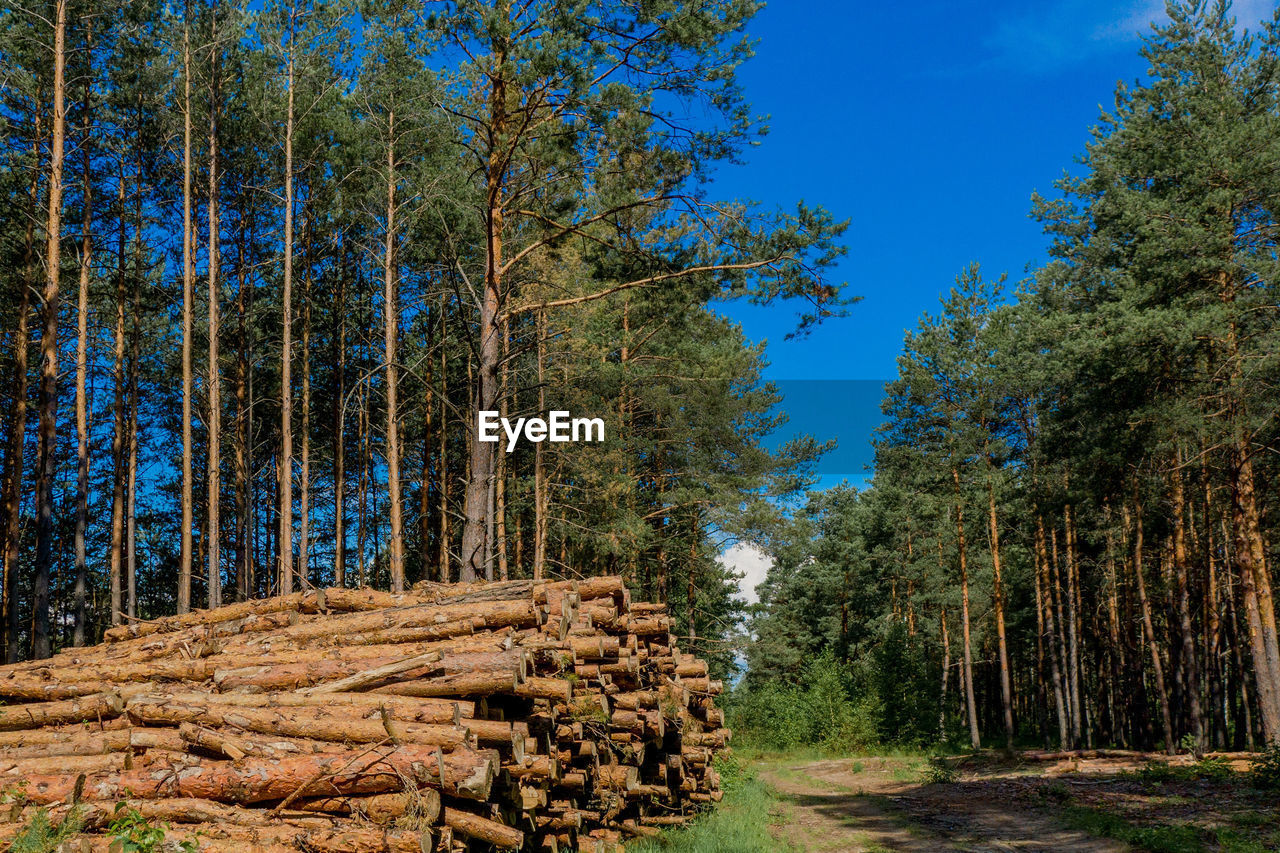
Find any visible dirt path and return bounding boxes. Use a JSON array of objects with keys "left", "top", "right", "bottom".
[{"left": 759, "top": 757, "right": 1131, "bottom": 853}]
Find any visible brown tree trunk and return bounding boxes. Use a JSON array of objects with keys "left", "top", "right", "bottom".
[
  {"left": 987, "top": 480, "right": 1014, "bottom": 752},
  {"left": 206, "top": 23, "right": 222, "bottom": 610},
  {"left": 108, "top": 163, "right": 127, "bottom": 627},
  {"left": 72, "top": 59, "right": 92, "bottom": 647},
  {"left": 278, "top": 5, "right": 297, "bottom": 596},
  {"left": 299, "top": 220, "right": 312, "bottom": 588},
  {"left": 1036, "top": 512, "right": 1070, "bottom": 748},
  {"left": 33, "top": 0, "right": 69, "bottom": 659},
  {"left": 332, "top": 250, "right": 347, "bottom": 588},
  {"left": 953, "top": 468, "right": 979, "bottom": 750},
  {"left": 939, "top": 606, "right": 951, "bottom": 739},
  {"left": 437, "top": 307, "right": 450, "bottom": 583},
  {"left": 1129, "top": 493, "right": 1175, "bottom": 753},
  {"left": 179, "top": 4, "right": 194, "bottom": 614},
  {"left": 382, "top": 112, "right": 403, "bottom": 594},
  {"left": 3, "top": 106, "right": 40, "bottom": 662},
  {"left": 126, "top": 266, "right": 140, "bottom": 620},
  {"left": 1169, "top": 458, "right": 1202, "bottom": 750},
  {"left": 233, "top": 218, "right": 250, "bottom": 601},
  {"left": 461, "top": 36, "right": 509, "bottom": 581},
  {"left": 532, "top": 309, "right": 546, "bottom": 582},
  {"left": 1063, "top": 502, "right": 1082, "bottom": 747}
]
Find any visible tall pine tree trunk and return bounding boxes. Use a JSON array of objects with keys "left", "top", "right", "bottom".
[
  {"left": 3, "top": 104, "right": 40, "bottom": 662},
  {"left": 1064, "top": 502, "right": 1083, "bottom": 746},
  {"left": 382, "top": 112, "right": 404, "bottom": 594},
  {"left": 461, "top": 38, "right": 509, "bottom": 581},
  {"left": 299, "top": 218, "right": 311, "bottom": 588},
  {"left": 233, "top": 223, "right": 249, "bottom": 602},
  {"left": 72, "top": 62, "right": 92, "bottom": 647},
  {"left": 332, "top": 249, "right": 346, "bottom": 587},
  {"left": 1169, "top": 458, "right": 1202, "bottom": 750},
  {"left": 278, "top": 6, "right": 296, "bottom": 596},
  {"left": 953, "top": 468, "right": 980, "bottom": 749},
  {"left": 1130, "top": 493, "right": 1176, "bottom": 753},
  {"left": 987, "top": 479, "right": 1014, "bottom": 752},
  {"left": 532, "top": 309, "right": 546, "bottom": 581},
  {"left": 108, "top": 163, "right": 127, "bottom": 627},
  {"left": 1036, "top": 512, "right": 1070, "bottom": 748},
  {"left": 178, "top": 5, "right": 194, "bottom": 614},
  {"left": 33, "top": 0, "right": 70, "bottom": 659},
  {"left": 206, "top": 25, "right": 222, "bottom": 610}
]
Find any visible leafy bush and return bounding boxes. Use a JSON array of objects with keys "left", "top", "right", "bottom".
[
  {"left": 725, "top": 651, "right": 880, "bottom": 753},
  {"left": 1249, "top": 744, "right": 1280, "bottom": 790},
  {"left": 105, "top": 804, "right": 198, "bottom": 853},
  {"left": 921, "top": 756, "right": 958, "bottom": 784}
]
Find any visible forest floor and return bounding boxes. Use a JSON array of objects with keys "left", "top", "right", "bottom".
[{"left": 635, "top": 750, "right": 1280, "bottom": 853}]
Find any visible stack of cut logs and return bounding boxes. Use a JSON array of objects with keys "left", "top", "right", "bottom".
[{"left": 0, "top": 578, "right": 729, "bottom": 852}]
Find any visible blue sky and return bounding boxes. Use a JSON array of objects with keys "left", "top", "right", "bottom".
[{"left": 716, "top": 0, "right": 1278, "bottom": 597}]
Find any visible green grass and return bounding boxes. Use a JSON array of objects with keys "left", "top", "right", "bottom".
[{"left": 628, "top": 758, "right": 790, "bottom": 853}]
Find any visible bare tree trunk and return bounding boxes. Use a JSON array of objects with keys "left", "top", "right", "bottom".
[
  {"left": 1205, "top": 480, "right": 1226, "bottom": 749},
  {"left": 940, "top": 606, "right": 951, "bottom": 739},
  {"left": 437, "top": 305, "right": 450, "bottom": 583},
  {"left": 3, "top": 106, "right": 40, "bottom": 662},
  {"left": 1129, "top": 493, "right": 1175, "bottom": 754},
  {"left": 495, "top": 320, "right": 509, "bottom": 582},
  {"left": 1103, "top": 502, "right": 1127, "bottom": 747},
  {"left": 1231, "top": 441, "right": 1280, "bottom": 744},
  {"left": 382, "top": 112, "right": 403, "bottom": 594},
  {"left": 299, "top": 220, "right": 312, "bottom": 588},
  {"left": 178, "top": 4, "right": 194, "bottom": 614},
  {"left": 278, "top": 5, "right": 296, "bottom": 596},
  {"left": 1064, "top": 502, "right": 1082, "bottom": 747},
  {"left": 461, "top": 39, "right": 509, "bottom": 581},
  {"left": 72, "top": 60, "right": 92, "bottom": 647},
  {"left": 1036, "top": 512, "right": 1070, "bottom": 748},
  {"left": 107, "top": 163, "right": 127, "bottom": 627},
  {"left": 332, "top": 250, "right": 346, "bottom": 587},
  {"left": 126, "top": 277, "right": 139, "bottom": 621},
  {"left": 33, "top": 0, "right": 70, "bottom": 659},
  {"left": 953, "top": 468, "right": 980, "bottom": 750},
  {"left": 532, "top": 309, "right": 546, "bottom": 582},
  {"left": 988, "top": 480, "right": 1014, "bottom": 752},
  {"left": 1169, "top": 458, "right": 1202, "bottom": 751},
  {"left": 232, "top": 218, "right": 249, "bottom": 601},
  {"left": 206, "top": 22, "right": 222, "bottom": 610}
]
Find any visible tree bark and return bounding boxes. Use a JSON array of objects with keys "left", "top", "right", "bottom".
[
  {"left": 72, "top": 57, "right": 92, "bottom": 647},
  {"left": 32, "top": 0, "right": 70, "bottom": 659},
  {"left": 1169, "top": 458, "right": 1202, "bottom": 750},
  {"left": 333, "top": 248, "right": 347, "bottom": 587},
  {"left": 2, "top": 105, "right": 40, "bottom": 663},
  {"left": 278, "top": 4, "right": 297, "bottom": 596},
  {"left": 299, "top": 218, "right": 312, "bottom": 588},
  {"left": 179, "top": 3, "right": 194, "bottom": 614},
  {"left": 206, "top": 19, "right": 223, "bottom": 610},
  {"left": 987, "top": 480, "right": 1014, "bottom": 752},
  {"left": 953, "top": 468, "right": 979, "bottom": 749},
  {"left": 383, "top": 109, "right": 404, "bottom": 594},
  {"left": 1063, "top": 501, "right": 1082, "bottom": 747},
  {"left": 1129, "top": 493, "right": 1175, "bottom": 753},
  {"left": 1036, "top": 512, "right": 1070, "bottom": 748},
  {"left": 461, "top": 33, "right": 509, "bottom": 581},
  {"left": 108, "top": 163, "right": 127, "bottom": 628}
]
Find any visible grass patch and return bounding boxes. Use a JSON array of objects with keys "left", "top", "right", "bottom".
[
  {"left": 629, "top": 757, "right": 790, "bottom": 853},
  {"left": 1061, "top": 804, "right": 1204, "bottom": 853}
]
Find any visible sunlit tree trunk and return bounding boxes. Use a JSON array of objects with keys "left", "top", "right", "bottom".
[
  {"left": 178, "top": 3, "right": 194, "bottom": 614},
  {"left": 278, "top": 5, "right": 297, "bottom": 595},
  {"left": 72, "top": 59, "right": 92, "bottom": 646},
  {"left": 33, "top": 0, "right": 70, "bottom": 659},
  {"left": 953, "top": 468, "right": 979, "bottom": 749},
  {"left": 382, "top": 110, "right": 404, "bottom": 594},
  {"left": 206, "top": 19, "right": 222, "bottom": 609}
]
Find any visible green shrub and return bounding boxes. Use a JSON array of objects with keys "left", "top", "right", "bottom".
[
  {"left": 1249, "top": 745, "right": 1280, "bottom": 791},
  {"left": 9, "top": 806, "right": 84, "bottom": 853},
  {"left": 921, "top": 756, "right": 958, "bottom": 784}
]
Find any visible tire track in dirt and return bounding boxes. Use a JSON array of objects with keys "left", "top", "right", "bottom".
[{"left": 760, "top": 758, "right": 1130, "bottom": 853}]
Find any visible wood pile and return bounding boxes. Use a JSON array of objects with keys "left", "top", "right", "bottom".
[{"left": 0, "top": 578, "right": 730, "bottom": 852}]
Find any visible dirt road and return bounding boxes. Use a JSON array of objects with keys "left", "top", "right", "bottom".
[{"left": 758, "top": 757, "right": 1130, "bottom": 853}]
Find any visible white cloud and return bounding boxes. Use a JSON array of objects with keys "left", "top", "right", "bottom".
[
  {"left": 989, "top": 0, "right": 1278, "bottom": 72},
  {"left": 718, "top": 542, "right": 773, "bottom": 606}
]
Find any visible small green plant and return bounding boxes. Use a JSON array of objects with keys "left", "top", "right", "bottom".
[
  {"left": 1249, "top": 744, "right": 1280, "bottom": 790},
  {"left": 9, "top": 805, "right": 85, "bottom": 853},
  {"left": 1033, "top": 779, "right": 1072, "bottom": 803},
  {"left": 921, "top": 755, "right": 958, "bottom": 784},
  {"left": 1190, "top": 756, "right": 1233, "bottom": 782},
  {"left": 1133, "top": 760, "right": 1179, "bottom": 785},
  {"left": 105, "top": 803, "right": 197, "bottom": 853}
]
